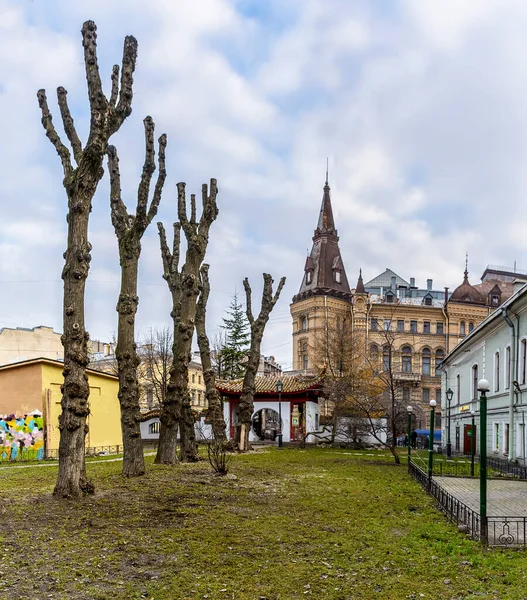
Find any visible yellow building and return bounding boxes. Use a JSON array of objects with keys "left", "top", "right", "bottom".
[
  {"left": 291, "top": 179, "right": 522, "bottom": 427},
  {"left": 0, "top": 357, "right": 121, "bottom": 453}
]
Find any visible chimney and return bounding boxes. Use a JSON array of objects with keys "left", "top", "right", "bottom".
[
  {"left": 391, "top": 276, "right": 396, "bottom": 291},
  {"left": 427, "top": 279, "right": 433, "bottom": 291},
  {"left": 410, "top": 277, "right": 415, "bottom": 288},
  {"left": 444, "top": 287, "right": 449, "bottom": 304}
]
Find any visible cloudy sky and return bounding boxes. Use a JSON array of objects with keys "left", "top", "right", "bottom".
[{"left": 1, "top": 0, "right": 526, "bottom": 370}]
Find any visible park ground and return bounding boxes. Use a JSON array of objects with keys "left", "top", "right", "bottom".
[{"left": 1, "top": 448, "right": 527, "bottom": 600}]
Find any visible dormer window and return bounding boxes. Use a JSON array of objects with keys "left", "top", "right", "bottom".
[
  {"left": 491, "top": 294, "right": 500, "bottom": 306},
  {"left": 385, "top": 290, "right": 394, "bottom": 303},
  {"left": 306, "top": 270, "right": 312, "bottom": 284},
  {"left": 335, "top": 270, "right": 341, "bottom": 284}
]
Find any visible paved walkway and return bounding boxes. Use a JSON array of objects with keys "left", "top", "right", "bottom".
[{"left": 435, "top": 476, "right": 527, "bottom": 516}]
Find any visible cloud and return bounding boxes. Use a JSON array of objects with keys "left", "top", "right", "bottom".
[{"left": 1, "top": 0, "right": 527, "bottom": 370}]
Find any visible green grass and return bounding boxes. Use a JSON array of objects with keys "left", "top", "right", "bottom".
[{"left": 1, "top": 448, "right": 527, "bottom": 599}]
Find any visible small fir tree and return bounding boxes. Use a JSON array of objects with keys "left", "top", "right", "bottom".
[{"left": 219, "top": 292, "right": 250, "bottom": 380}]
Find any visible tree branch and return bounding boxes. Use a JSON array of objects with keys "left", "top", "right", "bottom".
[
  {"left": 115, "top": 35, "right": 138, "bottom": 128},
  {"left": 171, "top": 222, "right": 181, "bottom": 276},
  {"left": 272, "top": 277, "right": 286, "bottom": 308},
  {"left": 110, "top": 64, "right": 119, "bottom": 107},
  {"left": 157, "top": 222, "right": 172, "bottom": 282},
  {"left": 177, "top": 182, "right": 192, "bottom": 238},
  {"left": 107, "top": 145, "right": 129, "bottom": 237},
  {"left": 243, "top": 277, "right": 254, "bottom": 325},
  {"left": 135, "top": 116, "right": 156, "bottom": 230},
  {"left": 57, "top": 87, "right": 83, "bottom": 165},
  {"left": 37, "top": 89, "right": 73, "bottom": 179},
  {"left": 146, "top": 133, "right": 167, "bottom": 226},
  {"left": 81, "top": 21, "right": 107, "bottom": 134},
  {"left": 190, "top": 194, "right": 196, "bottom": 224}
]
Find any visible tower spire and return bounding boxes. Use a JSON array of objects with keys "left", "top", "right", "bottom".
[
  {"left": 325, "top": 157, "right": 329, "bottom": 186},
  {"left": 464, "top": 253, "right": 469, "bottom": 283},
  {"left": 355, "top": 268, "right": 366, "bottom": 294}
]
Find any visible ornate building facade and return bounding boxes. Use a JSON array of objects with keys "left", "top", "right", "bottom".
[{"left": 291, "top": 179, "right": 525, "bottom": 426}]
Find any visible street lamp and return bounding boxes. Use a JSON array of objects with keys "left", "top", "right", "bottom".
[
  {"left": 407, "top": 405, "right": 413, "bottom": 468},
  {"left": 428, "top": 399, "right": 437, "bottom": 483},
  {"left": 446, "top": 388, "right": 454, "bottom": 458},
  {"left": 470, "top": 408, "right": 476, "bottom": 477},
  {"left": 276, "top": 379, "right": 283, "bottom": 449},
  {"left": 478, "top": 378, "right": 489, "bottom": 544}
]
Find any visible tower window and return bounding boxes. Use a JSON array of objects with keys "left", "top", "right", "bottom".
[
  {"left": 306, "top": 271, "right": 312, "bottom": 284},
  {"left": 460, "top": 321, "right": 466, "bottom": 336},
  {"left": 335, "top": 271, "right": 341, "bottom": 284},
  {"left": 300, "top": 316, "right": 308, "bottom": 331}
]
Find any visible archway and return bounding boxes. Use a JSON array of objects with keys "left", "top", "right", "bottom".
[{"left": 252, "top": 408, "right": 281, "bottom": 441}]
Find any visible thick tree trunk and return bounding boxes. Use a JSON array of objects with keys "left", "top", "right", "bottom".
[
  {"left": 156, "top": 182, "right": 218, "bottom": 464},
  {"left": 238, "top": 274, "right": 286, "bottom": 452},
  {"left": 38, "top": 21, "right": 138, "bottom": 498},
  {"left": 108, "top": 119, "right": 166, "bottom": 475},
  {"left": 116, "top": 250, "right": 145, "bottom": 476},
  {"left": 196, "top": 264, "right": 226, "bottom": 441}
]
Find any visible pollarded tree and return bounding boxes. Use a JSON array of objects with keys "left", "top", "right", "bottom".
[
  {"left": 219, "top": 292, "right": 250, "bottom": 380},
  {"left": 107, "top": 117, "right": 167, "bottom": 477},
  {"left": 238, "top": 274, "right": 286, "bottom": 452},
  {"left": 156, "top": 180, "right": 219, "bottom": 464},
  {"left": 37, "top": 21, "right": 138, "bottom": 498},
  {"left": 138, "top": 326, "right": 173, "bottom": 409},
  {"left": 196, "top": 264, "right": 226, "bottom": 441}
]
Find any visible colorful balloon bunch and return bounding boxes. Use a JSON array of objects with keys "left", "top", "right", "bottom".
[{"left": 0, "top": 414, "right": 44, "bottom": 460}]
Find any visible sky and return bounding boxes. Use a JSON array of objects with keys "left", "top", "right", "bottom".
[{"left": 1, "top": 0, "right": 527, "bottom": 371}]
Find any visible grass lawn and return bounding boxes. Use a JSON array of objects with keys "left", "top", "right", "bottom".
[{"left": 1, "top": 448, "right": 527, "bottom": 599}]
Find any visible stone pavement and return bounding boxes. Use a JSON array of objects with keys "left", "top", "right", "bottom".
[{"left": 434, "top": 476, "right": 527, "bottom": 516}]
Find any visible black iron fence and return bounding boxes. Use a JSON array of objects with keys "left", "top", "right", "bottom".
[
  {"left": 409, "top": 461, "right": 527, "bottom": 548},
  {"left": 409, "top": 461, "right": 481, "bottom": 540},
  {"left": 0, "top": 445, "right": 122, "bottom": 463}
]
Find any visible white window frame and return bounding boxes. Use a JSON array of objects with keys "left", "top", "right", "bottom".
[
  {"left": 520, "top": 337, "right": 527, "bottom": 385},
  {"left": 505, "top": 345, "right": 511, "bottom": 390},
  {"left": 494, "top": 350, "right": 500, "bottom": 392},
  {"left": 504, "top": 422, "right": 510, "bottom": 455},
  {"left": 493, "top": 422, "right": 500, "bottom": 453},
  {"left": 517, "top": 422, "right": 526, "bottom": 459},
  {"left": 456, "top": 373, "right": 460, "bottom": 405}
]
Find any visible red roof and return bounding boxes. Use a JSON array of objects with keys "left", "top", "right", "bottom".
[{"left": 216, "top": 370, "right": 325, "bottom": 395}]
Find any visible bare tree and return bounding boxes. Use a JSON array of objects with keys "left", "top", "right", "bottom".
[
  {"left": 196, "top": 264, "right": 226, "bottom": 441},
  {"left": 138, "top": 327, "right": 173, "bottom": 409},
  {"left": 37, "top": 21, "right": 138, "bottom": 498},
  {"left": 237, "top": 274, "right": 286, "bottom": 452},
  {"left": 156, "top": 180, "right": 219, "bottom": 464},
  {"left": 107, "top": 117, "right": 167, "bottom": 477}
]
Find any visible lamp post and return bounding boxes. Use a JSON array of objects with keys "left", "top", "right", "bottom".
[
  {"left": 276, "top": 379, "right": 283, "bottom": 449},
  {"left": 446, "top": 388, "right": 454, "bottom": 458},
  {"left": 407, "top": 405, "right": 413, "bottom": 469},
  {"left": 428, "top": 399, "right": 437, "bottom": 483},
  {"left": 470, "top": 408, "right": 476, "bottom": 477},
  {"left": 478, "top": 378, "right": 489, "bottom": 544}
]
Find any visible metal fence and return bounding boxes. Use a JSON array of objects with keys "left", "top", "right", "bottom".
[
  {"left": 0, "top": 445, "right": 122, "bottom": 463},
  {"left": 409, "top": 461, "right": 481, "bottom": 541}
]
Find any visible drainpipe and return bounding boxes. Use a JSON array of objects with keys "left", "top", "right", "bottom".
[
  {"left": 324, "top": 295, "right": 329, "bottom": 367},
  {"left": 502, "top": 306, "right": 516, "bottom": 462},
  {"left": 442, "top": 287, "right": 449, "bottom": 354}
]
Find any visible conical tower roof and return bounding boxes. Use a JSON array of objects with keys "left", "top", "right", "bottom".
[
  {"left": 355, "top": 269, "right": 366, "bottom": 294},
  {"left": 293, "top": 177, "right": 351, "bottom": 303}
]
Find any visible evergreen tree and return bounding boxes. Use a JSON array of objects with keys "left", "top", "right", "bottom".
[{"left": 219, "top": 292, "right": 250, "bottom": 379}]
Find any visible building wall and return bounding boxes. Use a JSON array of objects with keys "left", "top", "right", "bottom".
[
  {"left": 442, "top": 291, "right": 527, "bottom": 462},
  {"left": 0, "top": 362, "right": 42, "bottom": 415},
  {"left": 0, "top": 326, "right": 114, "bottom": 366},
  {"left": 42, "top": 363, "right": 122, "bottom": 451}
]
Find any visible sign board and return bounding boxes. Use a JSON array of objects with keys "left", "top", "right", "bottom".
[{"left": 460, "top": 405, "right": 471, "bottom": 412}]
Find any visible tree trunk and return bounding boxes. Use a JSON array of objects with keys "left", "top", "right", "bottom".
[
  {"left": 196, "top": 264, "right": 226, "bottom": 441},
  {"left": 108, "top": 118, "right": 166, "bottom": 476},
  {"left": 116, "top": 247, "right": 145, "bottom": 476},
  {"left": 38, "top": 21, "right": 138, "bottom": 498},
  {"left": 238, "top": 274, "right": 286, "bottom": 452},
  {"left": 156, "top": 182, "right": 218, "bottom": 464}
]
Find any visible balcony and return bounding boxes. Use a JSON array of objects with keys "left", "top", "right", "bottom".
[{"left": 393, "top": 371, "right": 421, "bottom": 384}]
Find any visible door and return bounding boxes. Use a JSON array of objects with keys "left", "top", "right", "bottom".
[{"left": 463, "top": 423, "right": 476, "bottom": 454}]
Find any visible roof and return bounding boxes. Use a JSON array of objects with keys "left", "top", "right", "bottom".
[
  {"left": 216, "top": 370, "right": 325, "bottom": 395},
  {"left": 355, "top": 269, "right": 366, "bottom": 294},
  {"left": 449, "top": 268, "right": 485, "bottom": 305},
  {"left": 0, "top": 357, "right": 119, "bottom": 380},
  {"left": 369, "top": 295, "right": 444, "bottom": 308},
  {"left": 364, "top": 269, "right": 410, "bottom": 289},
  {"left": 293, "top": 180, "right": 351, "bottom": 302},
  {"left": 444, "top": 282, "right": 527, "bottom": 364}
]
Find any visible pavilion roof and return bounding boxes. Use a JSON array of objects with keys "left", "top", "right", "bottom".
[{"left": 216, "top": 369, "right": 325, "bottom": 395}]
